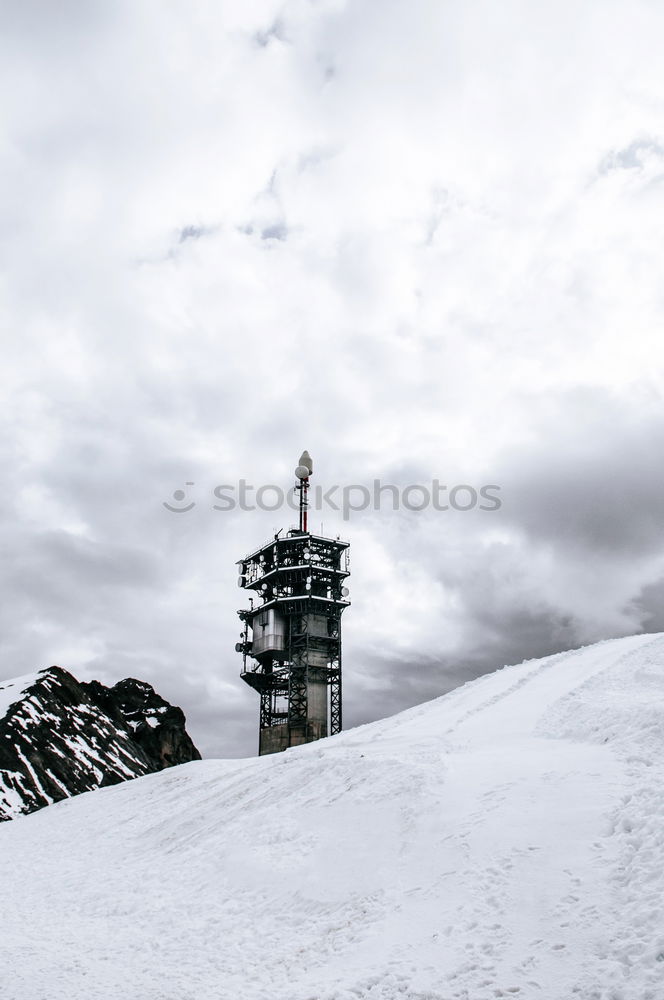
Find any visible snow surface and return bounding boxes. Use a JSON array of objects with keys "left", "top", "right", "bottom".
[
  {"left": 0, "top": 670, "right": 43, "bottom": 718},
  {"left": 1, "top": 633, "right": 664, "bottom": 999}
]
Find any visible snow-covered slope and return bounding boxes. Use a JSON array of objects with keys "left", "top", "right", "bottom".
[{"left": 1, "top": 634, "right": 663, "bottom": 1000}]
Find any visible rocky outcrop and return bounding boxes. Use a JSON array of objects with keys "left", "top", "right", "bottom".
[{"left": 0, "top": 666, "right": 201, "bottom": 821}]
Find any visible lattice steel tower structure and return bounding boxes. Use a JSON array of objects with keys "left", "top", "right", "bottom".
[{"left": 236, "top": 451, "right": 350, "bottom": 755}]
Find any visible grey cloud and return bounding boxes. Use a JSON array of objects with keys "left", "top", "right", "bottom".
[
  {"left": 458, "top": 598, "right": 581, "bottom": 673},
  {"left": 178, "top": 225, "right": 217, "bottom": 244},
  {"left": 254, "top": 19, "right": 288, "bottom": 48},
  {"left": 1, "top": 0, "right": 113, "bottom": 41},
  {"left": 261, "top": 223, "right": 288, "bottom": 241},
  {"left": 496, "top": 391, "right": 664, "bottom": 557},
  {"left": 599, "top": 138, "right": 664, "bottom": 174},
  {"left": 633, "top": 578, "right": 664, "bottom": 634}
]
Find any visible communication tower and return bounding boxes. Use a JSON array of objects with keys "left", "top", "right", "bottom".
[{"left": 236, "top": 451, "right": 350, "bottom": 755}]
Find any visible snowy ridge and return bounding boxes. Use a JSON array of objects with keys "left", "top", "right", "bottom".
[
  {"left": 0, "top": 666, "right": 200, "bottom": 820},
  {"left": 0, "top": 671, "right": 42, "bottom": 719},
  {"left": 1, "top": 634, "right": 663, "bottom": 999}
]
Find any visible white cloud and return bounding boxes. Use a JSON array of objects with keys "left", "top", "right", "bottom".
[{"left": 1, "top": 0, "right": 664, "bottom": 755}]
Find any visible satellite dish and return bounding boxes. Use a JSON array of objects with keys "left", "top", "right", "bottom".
[
  {"left": 303, "top": 549, "right": 310, "bottom": 559},
  {"left": 341, "top": 587, "right": 349, "bottom": 596},
  {"left": 299, "top": 450, "right": 313, "bottom": 474},
  {"left": 237, "top": 577, "right": 246, "bottom": 587},
  {"left": 295, "top": 465, "right": 310, "bottom": 479}
]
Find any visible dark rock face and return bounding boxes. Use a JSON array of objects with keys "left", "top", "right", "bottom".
[{"left": 0, "top": 666, "right": 201, "bottom": 821}]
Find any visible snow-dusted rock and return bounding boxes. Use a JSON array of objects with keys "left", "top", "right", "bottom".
[{"left": 0, "top": 666, "right": 200, "bottom": 820}]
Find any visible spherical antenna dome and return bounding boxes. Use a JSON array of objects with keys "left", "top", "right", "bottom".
[
  {"left": 295, "top": 464, "right": 310, "bottom": 479},
  {"left": 298, "top": 450, "right": 313, "bottom": 474}
]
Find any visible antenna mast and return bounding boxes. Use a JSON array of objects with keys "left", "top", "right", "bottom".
[{"left": 295, "top": 449, "right": 313, "bottom": 532}]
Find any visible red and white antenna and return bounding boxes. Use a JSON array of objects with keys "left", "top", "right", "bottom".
[{"left": 295, "top": 449, "right": 313, "bottom": 532}]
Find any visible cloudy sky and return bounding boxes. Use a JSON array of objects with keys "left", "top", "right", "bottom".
[{"left": 2, "top": 0, "right": 664, "bottom": 757}]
